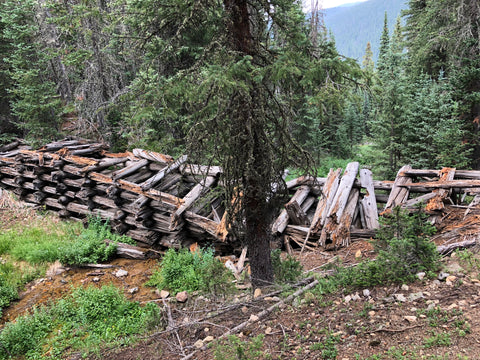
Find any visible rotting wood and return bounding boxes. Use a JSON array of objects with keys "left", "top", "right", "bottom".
[
  {"left": 309, "top": 168, "right": 342, "bottom": 235},
  {"left": 384, "top": 165, "right": 412, "bottom": 212},
  {"left": 425, "top": 167, "right": 456, "bottom": 212},
  {"left": 360, "top": 169, "right": 379, "bottom": 229},
  {"left": 112, "top": 159, "right": 149, "bottom": 180},
  {"left": 326, "top": 162, "right": 359, "bottom": 220},
  {"left": 272, "top": 185, "right": 311, "bottom": 235},
  {"left": 132, "top": 148, "right": 174, "bottom": 164},
  {"left": 170, "top": 176, "right": 217, "bottom": 230},
  {"left": 140, "top": 155, "right": 187, "bottom": 191}
]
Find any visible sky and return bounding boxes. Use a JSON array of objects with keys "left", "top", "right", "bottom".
[{"left": 303, "top": 0, "right": 368, "bottom": 11}]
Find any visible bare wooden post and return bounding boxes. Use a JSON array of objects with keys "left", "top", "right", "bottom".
[
  {"left": 384, "top": 165, "right": 412, "bottom": 211},
  {"left": 359, "top": 169, "right": 379, "bottom": 229}
]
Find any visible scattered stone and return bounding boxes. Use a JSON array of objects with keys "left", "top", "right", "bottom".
[
  {"left": 194, "top": 340, "right": 204, "bottom": 349},
  {"left": 352, "top": 293, "right": 361, "bottom": 301},
  {"left": 446, "top": 275, "right": 457, "bottom": 284},
  {"left": 128, "top": 287, "right": 139, "bottom": 294},
  {"left": 408, "top": 292, "right": 424, "bottom": 302},
  {"left": 204, "top": 336, "right": 214, "bottom": 343},
  {"left": 249, "top": 314, "right": 259, "bottom": 322},
  {"left": 363, "top": 289, "right": 371, "bottom": 297},
  {"left": 241, "top": 306, "right": 249, "bottom": 314},
  {"left": 447, "top": 303, "right": 458, "bottom": 310},
  {"left": 401, "top": 284, "right": 409, "bottom": 291},
  {"left": 332, "top": 331, "right": 344, "bottom": 337},
  {"left": 438, "top": 272, "right": 450, "bottom": 281},
  {"left": 176, "top": 291, "right": 188, "bottom": 303},
  {"left": 60, "top": 279, "right": 67, "bottom": 284},
  {"left": 355, "top": 250, "right": 362, "bottom": 259},
  {"left": 393, "top": 294, "right": 407, "bottom": 302},
  {"left": 115, "top": 269, "right": 128, "bottom": 278},
  {"left": 416, "top": 272, "right": 426, "bottom": 280},
  {"left": 265, "top": 326, "right": 272, "bottom": 334},
  {"left": 92, "top": 277, "right": 100, "bottom": 283},
  {"left": 404, "top": 316, "right": 417, "bottom": 323},
  {"left": 344, "top": 295, "right": 352, "bottom": 303},
  {"left": 159, "top": 290, "right": 170, "bottom": 299},
  {"left": 368, "top": 311, "right": 376, "bottom": 317},
  {"left": 254, "top": 288, "right": 262, "bottom": 298}
]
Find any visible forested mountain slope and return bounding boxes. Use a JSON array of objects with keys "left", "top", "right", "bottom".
[{"left": 323, "top": 0, "right": 408, "bottom": 62}]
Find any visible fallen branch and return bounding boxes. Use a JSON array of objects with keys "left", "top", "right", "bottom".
[
  {"left": 180, "top": 277, "right": 319, "bottom": 360},
  {"left": 436, "top": 238, "right": 478, "bottom": 255}
]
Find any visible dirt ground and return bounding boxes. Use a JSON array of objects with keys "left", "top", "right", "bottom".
[{"left": 2, "top": 202, "right": 480, "bottom": 359}]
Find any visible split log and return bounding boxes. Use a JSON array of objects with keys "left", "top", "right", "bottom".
[
  {"left": 112, "top": 159, "right": 149, "bottom": 180},
  {"left": 132, "top": 148, "right": 174, "bottom": 164},
  {"left": 320, "top": 188, "right": 360, "bottom": 248},
  {"left": 180, "top": 164, "right": 222, "bottom": 177},
  {"left": 140, "top": 155, "right": 187, "bottom": 190},
  {"left": 272, "top": 185, "right": 311, "bottom": 234},
  {"left": 326, "top": 162, "right": 359, "bottom": 220},
  {"left": 384, "top": 165, "right": 412, "bottom": 211},
  {"left": 104, "top": 240, "right": 160, "bottom": 259},
  {"left": 308, "top": 168, "right": 342, "bottom": 234},
  {"left": 359, "top": 169, "right": 379, "bottom": 229},
  {"left": 285, "top": 201, "right": 309, "bottom": 225},
  {"left": 170, "top": 176, "right": 217, "bottom": 230}
]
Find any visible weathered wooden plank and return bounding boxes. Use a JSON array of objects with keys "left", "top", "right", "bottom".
[
  {"left": 140, "top": 155, "right": 187, "bottom": 190},
  {"left": 180, "top": 164, "right": 222, "bottom": 177},
  {"left": 384, "top": 165, "right": 412, "bottom": 211},
  {"left": 327, "top": 162, "right": 359, "bottom": 220},
  {"left": 170, "top": 176, "right": 217, "bottom": 230},
  {"left": 112, "top": 159, "right": 149, "bottom": 180},
  {"left": 285, "top": 201, "right": 309, "bottom": 225},
  {"left": 132, "top": 149, "right": 174, "bottom": 164},
  {"left": 308, "top": 168, "right": 342, "bottom": 234},
  {"left": 360, "top": 169, "right": 379, "bottom": 229},
  {"left": 272, "top": 185, "right": 311, "bottom": 234}
]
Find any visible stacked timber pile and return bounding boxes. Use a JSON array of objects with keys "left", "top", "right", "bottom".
[
  {"left": 277, "top": 164, "right": 480, "bottom": 251},
  {"left": 2, "top": 139, "right": 480, "bottom": 253},
  {"left": 0, "top": 139, "right": 229, "bottom": 251}
]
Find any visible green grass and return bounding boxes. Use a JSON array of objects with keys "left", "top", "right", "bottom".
[{"left": 0, "top": 285, "right": 163, "bottom": 359}]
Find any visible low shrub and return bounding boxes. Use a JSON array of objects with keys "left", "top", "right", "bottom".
[
  {"left": 271, "top": 249, "right": 303, "bottom": 284},
  {"left": 146, "top": 247, "right": 234, "bottom": 296},
  {"left": 213, "top": 334, "right": 265, "bottom": 360},
  {"left": 58, "top": 215, "right": 135, "bottom": 265}
]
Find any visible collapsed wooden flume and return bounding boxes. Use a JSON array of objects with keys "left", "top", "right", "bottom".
[{"left": 1, "top": 139, "right": 480, "bottom": 254}]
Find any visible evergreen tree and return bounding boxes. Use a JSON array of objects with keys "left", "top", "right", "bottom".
[
  {"left": 1, "top": 0, "right": 62, "bottom": 143},
  {"left": 362, "top": 42, "right": 374, "bottom": 71},
  {"left": 377, "top": 12, "right": 390, "bottom": 72}
]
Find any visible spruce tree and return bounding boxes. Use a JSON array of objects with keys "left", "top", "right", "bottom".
[{"left": 362, "top": 42, "right": 374, "bottom": 71}]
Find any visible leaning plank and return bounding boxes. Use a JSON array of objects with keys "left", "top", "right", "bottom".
[
  {"left": 170, "top": 176, "right": 217, "bottom": 230},
  {"left": 140, "top": 155, "right": 187, "bottom": 190},
  {"left": 321, "top": 188, "right": 360, "bottom": 249},
  {"left": 271, "top": 185, "right": 311, "bottom": 234},
  {"left": 326, "top": 162, "right": 359, "bottom": 220},
  {"left": 309, "top": 168, "right": 342, "bottom": 234},
  {"left": 180, "top": 164, "right": 222, "bottom": 177},
  {"left": 285, "top": 201, "right": 309, "bottom": 225},
  {"left": 384, "top": 165, "right": 412, "bottom": 211},
  {"left": 112, "top": 159, "right": 149, "bottom": 180},
  {"left": 360, "top": 169, "right": 379, "bottom": 229},
  {"left": 132, "top": 148, "right": 174, "bottom": 164},
  {"left": 402, "top": 192, "right": 437, "bottom": 209},
  {"left": 184, "top": 211, "right": 220, "bottom": 238}
]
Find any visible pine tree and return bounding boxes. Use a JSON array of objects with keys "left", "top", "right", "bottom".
[
  {"left": 377, "top": 12, "right": 390, "bottom": 72},
  {"left": 362, "top": 42, "right": 374, "bottom": 71}
]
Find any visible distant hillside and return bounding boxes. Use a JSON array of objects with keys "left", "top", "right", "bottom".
[{"left": 323, "top": 0, "right": 408, "bottom": 63}]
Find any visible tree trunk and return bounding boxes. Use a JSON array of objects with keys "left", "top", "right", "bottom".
[{"left": 224, "top": 0, "right": 274, "bottom": 287}]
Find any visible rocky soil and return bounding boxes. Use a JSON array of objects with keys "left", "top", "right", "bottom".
[{"left": 2, "top": 201, "right": 480, "bottom": 359}]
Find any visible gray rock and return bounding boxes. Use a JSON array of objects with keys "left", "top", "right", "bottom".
[
  {"left": 438, "top": 272, "right": 450, "bottom": 281},
  {"left": 115, "top": 269, "right": 128, "bottom": 278},
  {"left": 393, "top": 294, "right": 407, "bottom": 302}
]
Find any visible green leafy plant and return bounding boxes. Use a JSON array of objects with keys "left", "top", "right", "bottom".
[
  {"left": 58, "top": 215, "right": 135, "bottom": 265},
  {"left": 146, "top": 247, "right": 234, "bottom": 296},
  {"left": 213, "top": 334, "right": 266, "bottom": 360},
  {"left": 0, "top": 285, "right": 163, "bottom": 359},
  {"left": 271, "top": 249, "right": 303, "bottom": 284}
]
